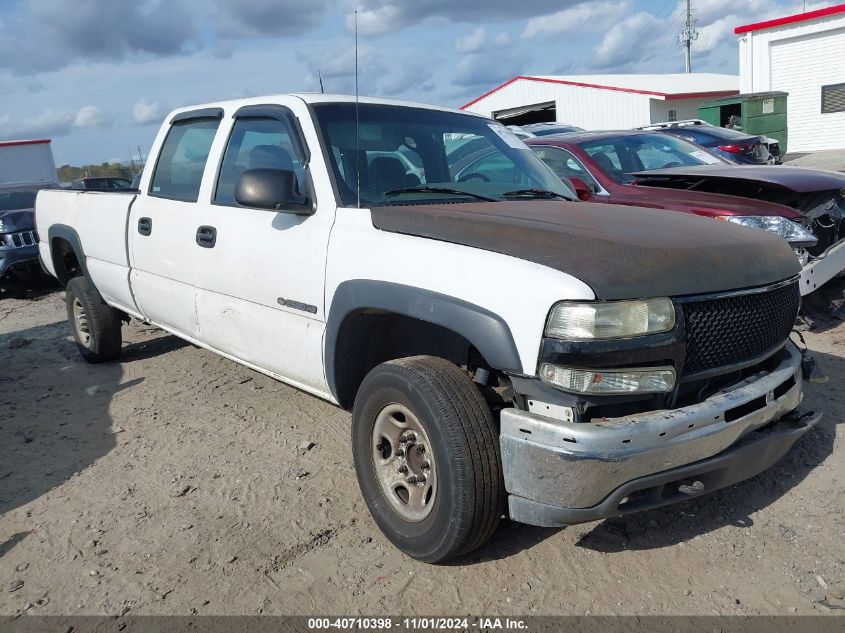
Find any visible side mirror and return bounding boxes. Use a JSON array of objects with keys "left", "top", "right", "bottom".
[
  {"left": 234, "top": 168, "right": 312, "bottom": 214},
  {"left": 568, "top": 177, "right": 593, "bottom": 201}
]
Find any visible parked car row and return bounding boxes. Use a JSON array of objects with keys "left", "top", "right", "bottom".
[
  {"left": 498, "top": 123, "right": 845, "bottom": 295},
  {"left": 636, "top": 119, "right": 779, "bottom": 165},
  {"left": 35, "top": 94, "right": 824, "bottom": 563}
]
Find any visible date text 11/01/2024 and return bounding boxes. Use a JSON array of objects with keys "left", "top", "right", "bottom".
[{"left": 307, "top": 617, "right": 528, "bottom": 630}]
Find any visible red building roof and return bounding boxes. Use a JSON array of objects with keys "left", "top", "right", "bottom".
[
  {"left": 735, "top": 3, "right": 845, "bottom": 34},
  {"left": 0, "top": 139, "right": 52, "bottom": 148}
]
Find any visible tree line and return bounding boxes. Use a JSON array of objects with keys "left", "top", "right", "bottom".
[{"left": 57, "top": 162, "right": 144, "bottom": 183}]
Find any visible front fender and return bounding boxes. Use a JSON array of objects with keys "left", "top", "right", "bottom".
[{"left": 325, "top": 280, "right": 522, "bottom": 400}]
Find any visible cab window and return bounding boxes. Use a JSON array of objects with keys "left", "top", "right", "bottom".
[
  {"left": 214, "top": 117, "right": 305, "bottom": 206},
  {"left": 150, "top": 118, "right": 219, "bottom": 202}
]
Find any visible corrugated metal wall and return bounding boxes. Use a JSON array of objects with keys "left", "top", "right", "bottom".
[
  {"left": 739, "top": 14, "right": 845, "bottom": 152},
  {"left": 0, "top": 143, "right": 58, "bottom": 186},
  {"left": 464, "top": 79, "right": 711, "bottom": 130}
]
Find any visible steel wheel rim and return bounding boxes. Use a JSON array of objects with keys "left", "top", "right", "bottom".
[
  {"left": 371, "top": 403, "right": 437, "bottom": 522},
  {"left": 72, "top": 297, "right": 91, "bottom": 348}
]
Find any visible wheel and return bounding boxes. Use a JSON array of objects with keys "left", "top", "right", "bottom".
[
  {"left": 65, "top": 276, "right": 122, "bottom": 363},
  {"left": 352, "top": 356, "right": 503, "bottom": 563}
]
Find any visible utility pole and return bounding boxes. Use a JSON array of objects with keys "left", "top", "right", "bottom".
[{"left": 679, "top": 0, "right": 699, "bottom": 73}]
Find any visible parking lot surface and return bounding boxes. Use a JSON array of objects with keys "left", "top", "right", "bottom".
[{"left": 1, "top": 283, "right": 843, "bottom": 616}]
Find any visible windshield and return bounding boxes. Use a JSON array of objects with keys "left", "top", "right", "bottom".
[
  {"left": 0, "top": 187, "right": 42, "bottom": 212},
  {"left": 578, "top": 133, "right": 727, "bottom": 184},
  {"left": 312, "top": 103, "right": 574, "bottom": 206}
]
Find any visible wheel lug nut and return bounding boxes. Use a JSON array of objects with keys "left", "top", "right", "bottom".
[
  {"left": 398, "top": 464, "right": 408, "bottom": 474},
  {"left": 422, "top": 460, "right": 430, "bottom": 470},
  {"left": 397, "top": 447, "right": 406, "bottom": 457},
  {"left": 417, "top": 474, "right": 426, "bottom": 485},
  {"left": 407, "top": 475, "right": 418, "bottom": 484},
  {"left": 416, "top": 445, "right": 426, "bottom": 454}
]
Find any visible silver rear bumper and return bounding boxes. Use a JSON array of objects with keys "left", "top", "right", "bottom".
[{"left": 501, "top": 344, "right": 813, "bottom": 523}]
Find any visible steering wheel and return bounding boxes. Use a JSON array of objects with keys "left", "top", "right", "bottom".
[
  {"left": 660, "top": 161, "right": 683, "bottom": 168},
  {"left": 458, "top": 172, "right": 490, "bottom": 183}
]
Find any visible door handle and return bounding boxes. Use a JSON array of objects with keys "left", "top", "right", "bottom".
[
  {"left": 137, "top": 217, "right": 152, "bottom": 236},
  {"left": 196, "top": 225, "right": 217, "bottom": 248}
]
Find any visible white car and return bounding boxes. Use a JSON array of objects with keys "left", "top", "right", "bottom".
[{"left": 36, "top": 94, "right": 820, "bottom": 562}]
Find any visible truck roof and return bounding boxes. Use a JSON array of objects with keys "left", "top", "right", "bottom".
[{"left": 165, "top": 94, "right": 484, "bottom": 122}]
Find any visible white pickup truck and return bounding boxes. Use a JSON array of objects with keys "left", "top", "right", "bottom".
[{"left": 36, "top": 94, "right": 821, "bottom": 562}]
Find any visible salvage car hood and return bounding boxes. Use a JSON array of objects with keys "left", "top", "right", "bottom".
[
  {"left": 0, "top": 208, "right": 35, "bottom": 232},
  {"left": 371, "top": 200, "right": 800, "bottom": 300},
  {"left": 633, "top": 164, "right": 845, "bottom": 193}
]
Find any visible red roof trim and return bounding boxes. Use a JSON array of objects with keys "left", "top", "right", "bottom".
[
  {"left": 460, "top": 75, "right": 738, "bottom": 109},
  {"left": 735, "top": 3, "right": 845, "bottom": 34},
  {"left": 666, "top": 90, "right": 739, "bottom": 100},
  {"left": 0, "top": 139, "right": 52, "bottom": 148}
]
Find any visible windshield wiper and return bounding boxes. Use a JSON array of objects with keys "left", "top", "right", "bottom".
[
  {"left": 501, "top": 188, "right": 574, "bottom": 201},
  {"left": 384, "top": 186, "right": 498, "bottom": 202}
]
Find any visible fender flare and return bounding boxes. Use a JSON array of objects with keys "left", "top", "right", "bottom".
[
  {"left": 325, "top": 280, "right": 523, "bottom": 401},
  {"left": 47, "top": 224, "right": 89, "bottom": 284}
]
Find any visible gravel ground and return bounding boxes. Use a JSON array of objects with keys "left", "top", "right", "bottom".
[{"left": 1, "top": 277, "right": 843, "bottom": 617}]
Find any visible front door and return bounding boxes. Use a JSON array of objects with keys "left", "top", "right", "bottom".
[{"left": 190, "top": 102, "right": 336, "bottom": 396}]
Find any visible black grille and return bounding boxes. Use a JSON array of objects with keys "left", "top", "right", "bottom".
[{"left": 680, "top": 281, "right": 800, "bottom": 375}]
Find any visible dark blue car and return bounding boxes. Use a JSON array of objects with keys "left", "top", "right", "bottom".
[{"left": 640, "top": 121, "right": 775, "bottom": 165}]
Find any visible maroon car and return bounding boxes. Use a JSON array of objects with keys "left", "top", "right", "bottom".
[{"left": 521, "top": 131, "right": 836, "bottom": 294}]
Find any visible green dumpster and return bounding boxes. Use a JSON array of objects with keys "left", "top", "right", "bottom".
[{"left": 698, "top": 92, "right": 788, "bottom": 158}]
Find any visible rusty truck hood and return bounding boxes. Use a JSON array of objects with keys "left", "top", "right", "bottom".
[{"left": 370, "top": 200, "right": 800, "bottom": 300}]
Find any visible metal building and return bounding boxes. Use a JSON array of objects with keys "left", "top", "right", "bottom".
[
  {"left": 0, "top": 139, "right": 58, "bottom": 186},
  {"left": 736, "top": 4, "right": 845, "bottom": 152},
  {"left": 460, "top": 74, "right": 739, "bottom": 129}
]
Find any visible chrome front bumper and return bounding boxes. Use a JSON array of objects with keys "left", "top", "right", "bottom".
[
  {"left": 800, "top": 238, "right": 845, "bottom": 295},
  {"left": 501, "top": 344, "right": 817, "bottom": 525}
]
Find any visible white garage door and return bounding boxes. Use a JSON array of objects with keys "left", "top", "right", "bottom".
[{"left": 771, "top": 28, "right": 845, "bottom": 153}]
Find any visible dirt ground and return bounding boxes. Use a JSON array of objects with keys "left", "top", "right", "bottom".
[{"left": 1, "top": 277, "right": 844, "bottom": 618}]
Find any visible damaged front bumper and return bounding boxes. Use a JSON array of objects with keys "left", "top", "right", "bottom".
[
  {"left": 800, "top": 238, "right": 845, "bottom": 295},
  {"left": 0, "top": 243, "right": 40, "bottom": 278},
  {"left": 502, "top": 344, "right": 821, "bottom": 527}
]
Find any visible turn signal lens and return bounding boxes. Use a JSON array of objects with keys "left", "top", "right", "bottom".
[{"left": 539, "top": 364, "right": 676, "bottom": 395}]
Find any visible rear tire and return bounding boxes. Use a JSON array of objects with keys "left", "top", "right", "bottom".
[
  {"left": 65, "top": 276, "right": 122, "bottom": 363},
  {"left": 352, "top": 356, "right": 503, "bottom": 563}
]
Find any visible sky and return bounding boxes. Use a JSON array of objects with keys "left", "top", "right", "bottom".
[{"left": 0, "top": 0, "right": 836, "bottom": 165}]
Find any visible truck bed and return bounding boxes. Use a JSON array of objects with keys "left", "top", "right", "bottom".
[{"left": 36, "top": 189, "right": 138, "bottom": 313}]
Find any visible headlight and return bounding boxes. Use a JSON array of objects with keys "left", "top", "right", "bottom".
[
  {"left": 545, "top": 298, "right": 675, "bottom": 340},
  {"left": 0, "top": 219, "right": 6, "bottom": 232},
  {"left": 721, "top": 215, "right": 817, "bottom": 248},
  {"left": 539, "top": 364, "right": 676, "bottom": 395}
]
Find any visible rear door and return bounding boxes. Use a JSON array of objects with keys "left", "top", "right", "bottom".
[{"left": 128, "top": 109, "right": 222, "bottom": 337}]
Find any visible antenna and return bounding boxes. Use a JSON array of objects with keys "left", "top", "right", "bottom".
[
  {"left": 354, "top": 7, "right": 361, "bottom": 208},
  {"left": 318, "top": 69, "right": 324, "bottom": 94}
]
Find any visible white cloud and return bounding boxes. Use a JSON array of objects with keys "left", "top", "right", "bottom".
[
  {"left": 350, "top": 5, "right": 402, "bottom": 36},
  {"left": 74, "top": 105, "right": 111, "bottom": 128},
  {"left": 0, "top": 105, "right": 112, "bottom": 139},
  {"left": 594, "top": 12, "right": 662, "bottom": 68},
  {"left": 133, "top": 98, "right": 164, "bottom": 125},
  {"left": 456, "top": 27, "right": 486, "bottom": 54},
  {"left": 0, "top": 110, "right": 74, "bottom": 139},
  {"left": 493, "top": 32, "right": 511, "bottom": 48},
  {"left": 524, "top": 1, "right": 630, "bottom": 38}
]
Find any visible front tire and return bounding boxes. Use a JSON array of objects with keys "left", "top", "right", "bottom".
[
  {"left": 65, "top": 276, "right": 122, "bottom": 363},
  {"left": 352, "top": 356, "right": 503, "bottom": 563}
]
